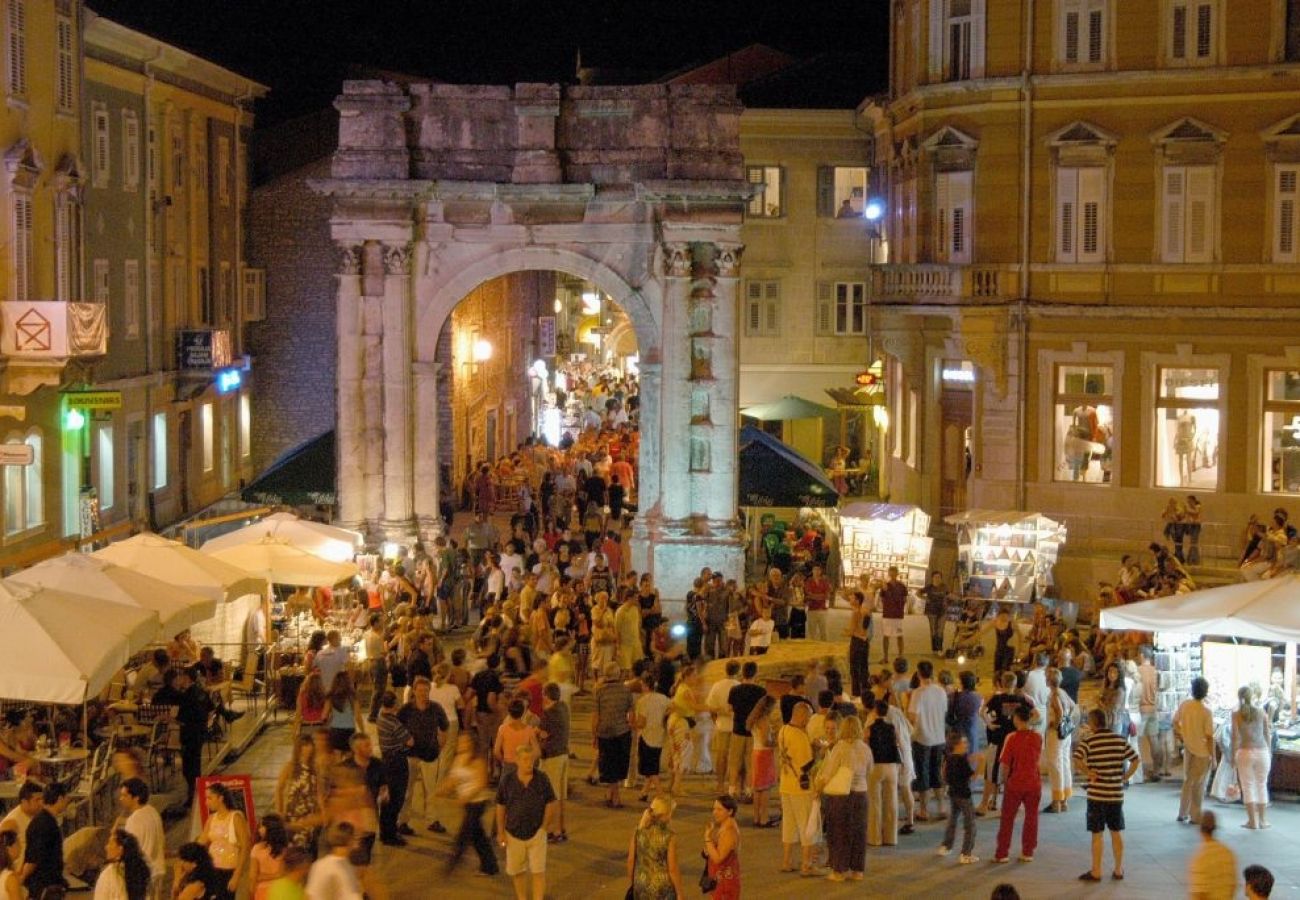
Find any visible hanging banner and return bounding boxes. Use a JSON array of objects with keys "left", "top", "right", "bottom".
[{"left": 538, "top": 316, "right": 557, "bottom": 357}]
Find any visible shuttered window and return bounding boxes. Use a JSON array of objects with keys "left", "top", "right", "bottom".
[
  {"left": 1169, "top": 1, "right": 1216, "bottom": 64},
  {"left": 1056, "top": 167, "right": 1106, "bottom": 263},
  {"left": 55, "top": 13, "right": 73, "bottom": 111},
  {"left": 935, "top": 170, "right": 973, "bottom": 264},
  {"left": 1060, "top": 0, "right": 1105, "bottom": 66},
  {"left": 11, "top": 191, "right": 30, "bottom": 301},
  {"left": 815, "top": 282, "right": 867, "bottom": 336},
  {"left": 6, "top": 0, "right": 24, "bottom": 97},
  {"left": 1275, "top": 166, "right": 1299, "bottom": 263},
  {"left": 930, "top": 0, "right": 985, "bottom": 81},
  {"left": 92, "top": 106, "right": 111, "bottom": 188},
  {"left": 123, "top": 111, "right": 141, "bottom": 191},
  {"left": 1161, "top": 165, "right": 1216, "bottom": 263},
  {"left": 744, "top": 280, "right": 780, "bottom": 336}
]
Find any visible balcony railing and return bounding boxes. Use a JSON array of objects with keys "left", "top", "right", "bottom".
[
  {"left": 0, "top": 301, "right": 107, "bottom": 360},
  {"left": 873, "top": 264, "right": 1017, "bottom": 302}
]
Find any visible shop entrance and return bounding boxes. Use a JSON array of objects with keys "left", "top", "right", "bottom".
[{"left": 939, "top": 360, "right": 974, "bottom": 518}]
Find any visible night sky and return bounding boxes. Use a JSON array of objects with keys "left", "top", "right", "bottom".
[{"left": 88, "top": 0, "right": 890, "bottom": 124}]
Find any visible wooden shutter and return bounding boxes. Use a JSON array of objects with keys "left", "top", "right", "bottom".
[
  {"left": 55, "top": 15, "right": 72, "bottom": 110},
  {"left": 1057, "top": 167, "right": 1078, "bottom": 261},
  {"left": 745, "top": 281, "right": 763, "bottom": 334},
  {"left": 746, "top": 166, "right": 765, "bottom": 217},
  {"left": 94, "top": 110, "right": 110, "bottom": 187},
  {"left": 1062, "top": 0, "right": 1081, "bottom": 63},
  {"left": 12, "top": 195, "right": 29, "bottom": 302},
  {"left": 1078, "top": 166, "right": 1105, "bottom": 263},
  {"left": 935, "top": 172, "right": 951, "bottom": 261},
  {"left": 1275, "top": 166, "right": 1298, "bottom": 262},
  {"left": 1162, "top": 166, "right": 1186, "bottom": 262},
  {"left": 6, "top": 0, "right": 24, "bottom": 96},
  {"left": 947, "top": 170, "right": 973, "bottom": 263},
  {"left": 1185, "top": 165, "right": 1214, "bottom": 262},
  {"left": 816, "top": 166, "right": 836, "bottom": 217},
  {"left": 763, "top": 281, "right": 780, "bottom": 334},
  {"left": 927, "top": 0, "right": 946, "bottom": 81},
  {"left": 55, "top": 200, "right": 69, "bottom": 301},
  {"left": 814, "top": 282, "right": 834, "bottom": 335},
  {"left": 969, "top": 0, "right": 987, "bottom": 78},
  {"left": 1194, "top": 2, "right": 1213, "bottom": 59},
  {"left": 1087, "top": 3, "right": 1104, "bottom": 63}
]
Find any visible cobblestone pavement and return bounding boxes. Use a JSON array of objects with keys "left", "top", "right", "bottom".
[{"left": 209, "top": 616, "right": 1299, "bottom": 899}]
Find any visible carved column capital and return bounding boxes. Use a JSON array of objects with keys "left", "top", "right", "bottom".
[
  {"left": 338, "top": 243, "right": 363, "bottom": 275},
  {"left": 383, "top": 243, "right": 412, "bottom": 276},
  {"left": 663, "top": 242, "right": 693, "bottom": 278},
  {"left": 713, "top": 243, "right": 743, "bottom": 278}
]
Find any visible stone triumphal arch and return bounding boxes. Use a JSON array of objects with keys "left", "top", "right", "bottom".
[{"left": 316, "top": 81, "right": 750, "bottom": 595}]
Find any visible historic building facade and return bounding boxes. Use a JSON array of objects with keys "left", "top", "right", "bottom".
[
  {"left": 867, "top": 0, "right": 1300, "bottom": 596},
  {"left": 316, "top": 82, "right": 751, "bottom": 595}
]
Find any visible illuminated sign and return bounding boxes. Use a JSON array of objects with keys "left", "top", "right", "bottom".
[
  {"left": 65, "top": 390, "right": 122, "bottom": 409},
  {"left": 216, "top": 368, "right": 243, "bottom": 393}
]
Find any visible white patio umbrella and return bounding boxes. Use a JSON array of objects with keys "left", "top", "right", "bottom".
[
  {"left": 1099, "top": 574, "right": 1300, "bottom": 643},
  {"left": 8, "top": 552, "right": 218, "bottom": 637},
  {"left": 204, "top": 536, "right": 358, "bottom": 587},
  {"left": 0, "top": 581, "right": 159, "bottom": 704},
  {"left": 93, "top": 532, "right": 267, "bottom": 604},
  {"left": 200, "top": 512, "right": 362, "bottom": 563}
]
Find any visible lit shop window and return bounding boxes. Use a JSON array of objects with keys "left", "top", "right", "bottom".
[
  {"left": 1263, "top": 370, "right": 1300, "bottom": 494},
  {"left": 1054, "top": 365, "right": 1113, "bottom": 484},
  {"left": 1155, "top": 366, "right": 1220, "bottom": 489}
]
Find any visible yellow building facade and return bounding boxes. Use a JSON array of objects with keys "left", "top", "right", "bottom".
[{"left": 867, "top": 0, "right": 1300, "bottom": 599}]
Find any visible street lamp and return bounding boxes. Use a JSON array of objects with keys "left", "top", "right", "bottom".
[
  {"left": 472, "top": 338, "right": 493, "bottom": 362},
  {"left": 864, "top": 198, "right": 885, "bottom": 222}
]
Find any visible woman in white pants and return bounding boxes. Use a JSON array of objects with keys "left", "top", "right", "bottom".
[
  {"left": 1043, "top": 668, "right": 1076, "bottom": 813},
  {"left": 1232, "top": 685, "right": 1274, "bottom": 829}
]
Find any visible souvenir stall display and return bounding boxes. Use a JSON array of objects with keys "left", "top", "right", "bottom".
[
  {"left": 945, "top": 510, "right": 1067, "bottom": 603},
  {"left": 837, "top": 503, "right": 932, "bottom": 589}
]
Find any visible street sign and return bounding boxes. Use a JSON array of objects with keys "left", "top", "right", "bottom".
[
  {"left": 65, "top": 391, "right": 122, "bottom": 410},
  {"left": 538, "top": 316, "right": 557, "bottom": 356},
  {"left": 0, "top": 443, "right": 34, "bottom": 466}
]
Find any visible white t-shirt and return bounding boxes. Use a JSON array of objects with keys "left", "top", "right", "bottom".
[
  {"left": 430, "top": 684, "right": 462, "bottom": 728},
  {"left": 908, "top": 683, "right": 949, "bottom": 747},
  {"left": 706, "top": 678, "right": 739, "bottom": 733},
  {"left": 486, "top": 568, "right": 505, "bottom": 598},
  {"left": 125, "top": 804, "right": 167, "bottom": 878},
  {"left": 93, "top": 864, "right": 128, "bottom": 900},
  {"left": 748, "top": 618, "right": 775, "bottom": 649},
  {"left": 0, "top": 806, "right": 31, "bottom": 866},
  {"left": 500, "top": 553, "right": 524, "bottom": 585},
  {"left": 306, "top": 854, "right": 364, "bottom": 900},
  {"left": 315, "top": 645, "right": 349, "bottom": 691},
  {"left": 636, "top": 691, "right": 672, "bottom": 749}
]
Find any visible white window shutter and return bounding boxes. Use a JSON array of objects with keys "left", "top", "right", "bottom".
[
  {"left": 7, "top": 0, "right": 24, "bottom": 96},
  {"left": 1062, "top": 0, "right": 1080, "bottom": 63},
  {"left": 1275, "top": 166, "right": 1298, "bottom": 262},
  {"left": 1057, "top": 167, "right": 1078, "bottom": 261},
  {"left": 1171, "top": 3, "right": 1188, "bottom": 59},
  {"left": 815, "top": 282, "right": 834, "bottom": 335},
  {"left": 1078, "top": 166, "right": 1105, "bottom": 262},
  {"left": 970, "top": 0, "right": 987, "bottom": 78},
  {"left": 935, "top": 172, "right": 951, "bottom": 261},
  {"left": 746, "top": 297, "right": 761, "bottom": 334},
  {"left": 948, "top": 170, "right": 973, "bottom": 263},
  {"left": 1162, "top": 167, "right": 1186, "bottom": 262},
  {"left": 1185, "top": 165, "right": 1214, "bottom": 262},
  {"left": 1194, "top": 2, "right": 1213, "bottom": 59},
  {"left": 1087, "top": 3, "right": 1104, "bottom": 63},
  {"left": 928, "top": 0, "right": 946, "bottom": 81}
]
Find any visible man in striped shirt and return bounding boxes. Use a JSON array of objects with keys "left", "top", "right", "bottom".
[
  {"left": 1073, "top": 709, "right": 1140, "bottom": 882},
  {"left": 376, "top": 691, "right": 414, "bottom": 846}
]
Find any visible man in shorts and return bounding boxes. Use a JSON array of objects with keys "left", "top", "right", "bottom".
[
  {"left": 1073, "top": 709, "right": 1140, "bottom": 882},
  {"left": 495, "top": 743, "right": 556, "bottom": 899},
  {"left": 879, "top": 566, "right": 909, "bottom": 660}
]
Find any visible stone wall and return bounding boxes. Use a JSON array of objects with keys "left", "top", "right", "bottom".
[{"left": 246, "top": 157, "right": 336, "bottom": 473}]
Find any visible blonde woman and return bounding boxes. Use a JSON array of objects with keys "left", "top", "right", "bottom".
[
  {"left": 1232, "top": 685, "right": 1273, "bottom": 829},
  {"left": 626, "top": 795, "right": 684, "bottom": 900},
  {"left": 590, "top": 592, "right": 616, "bottom": 677},
  {"left": 1043, "top": 667, "right": 1076, "bottom": 814},
  {"left": 816, "top": 713, "right": 871, "bottom": 882}
]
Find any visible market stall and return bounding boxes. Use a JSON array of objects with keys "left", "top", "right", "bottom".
[
  {"left": 837, "top": 502, "right": 932, "bottom": 589},
  {"left": 738, "top": 426, "right": 838, "bottom": 573},
  {"left": 944, "top": 510, "right": 1067, "bottom": 603},
  {"left": 1101, "top": 576, "right": 1300, "bottom": 792}
]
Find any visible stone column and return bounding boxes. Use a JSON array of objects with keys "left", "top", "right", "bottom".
[
  {"left": 628, "top": 357, "right": 661, "bottom": 575},
  {"left": 335, "top": 244, "right": 365, "bottom": 528},
  {"left": 380, "top": 242, "right": 416, "bottom": 539},
  {"left": 705, "top": 242, "right": 742, "bottom": 527},
  {"left": 412, "top": 358, "right": 443, "bottom": 539},
  {"left": 658, "top": 242, "right": 694, "bottom": 523}
]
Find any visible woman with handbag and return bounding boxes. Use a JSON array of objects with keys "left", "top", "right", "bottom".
[
  {"left": 1043, "top": 667, "right": 1077, "bottom": 814},
  {"left": 626, "top": 795, "right": 684, "bottom": 900},
  {"left": 702, "top": 795, "right": 741, "bottom": 899},
  {"left": 815, "top": 714, "right": 871, "bottom": 882}
]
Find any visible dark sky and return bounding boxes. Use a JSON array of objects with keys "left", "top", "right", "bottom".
[{"left": 88, "top": 0, "right": 890, "bottom": 125}]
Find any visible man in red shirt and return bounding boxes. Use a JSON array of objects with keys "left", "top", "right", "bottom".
[
  {"left": 803, "top": 565, "right": 832, "bottom": 641},
  {"left": 993, "top": 704, "right": 1044, "bottom": 863},
  {"left": 878, "top": 566, "right": 909, "bottom": 660}
]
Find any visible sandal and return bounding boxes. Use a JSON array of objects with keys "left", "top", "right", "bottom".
[
  {"left": 1078, "top": 872, "right": 1101, "bottom": 882},
  {"left": 1112, "top": 872, "right": 1124, "bottom": 881}
]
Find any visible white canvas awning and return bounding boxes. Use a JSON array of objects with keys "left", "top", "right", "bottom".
[
  {"left": 204, "top": 536, "right": 358, "bottom": 587},
  {"left": 0, "top": 581, "right": 159, "bottom": 704},
  {"left": 8, "top": 552, "right": 218, "bottom": 637},
  {"left": 94, "top": 532, "right": 267, "bottom": 604},
  {"left": 1100, "top": 575, "right": 1300, "bottom": 643},
  {"left": 944, "top": 509, "right": 1053, "bottom": 528},
  {"left": 200, "top": 512, "right": 362, "bottom": 564}
]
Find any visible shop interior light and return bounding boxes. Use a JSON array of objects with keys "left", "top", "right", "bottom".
[
  {"left": 64, "top": 407, "right": 86, "bottom": 431},
  {"left": 553, "top": 297, "right": 563, "bottom": 313},
  {"left": 382, "top": 541, "right": 402, "bottom": 559},
  {"left": 472, "top": 338, "right": 493, "bottom": 362},
  {"left": 581, "top": 291, "right": 601, "bottom": 315},
  {"left": 942, "top": 367, "right": 976, "bottom": 383}
]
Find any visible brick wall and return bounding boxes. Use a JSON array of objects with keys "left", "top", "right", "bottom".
[{"left": 245, "top": 157, "right": 336, "bottom": 474}]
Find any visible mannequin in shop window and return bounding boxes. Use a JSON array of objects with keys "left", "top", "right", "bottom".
[
  {"left": 1064, "top": 404, "right": 1100, "bottom": 482},
  {"left": 1174, "top": 411, "right": 1197, "bottom": 486}
]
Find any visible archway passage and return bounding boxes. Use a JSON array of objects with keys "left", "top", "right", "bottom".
[
  {"left": 438, "top": 270, "right": 643, "bottom": 533},
  {"left": 320, "top": 79, "right": 751, "bottom": 597}
]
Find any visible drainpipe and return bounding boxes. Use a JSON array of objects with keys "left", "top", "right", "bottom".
[{"left": 1016, "top": 0, "right": 1035, "bottom": 510}]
